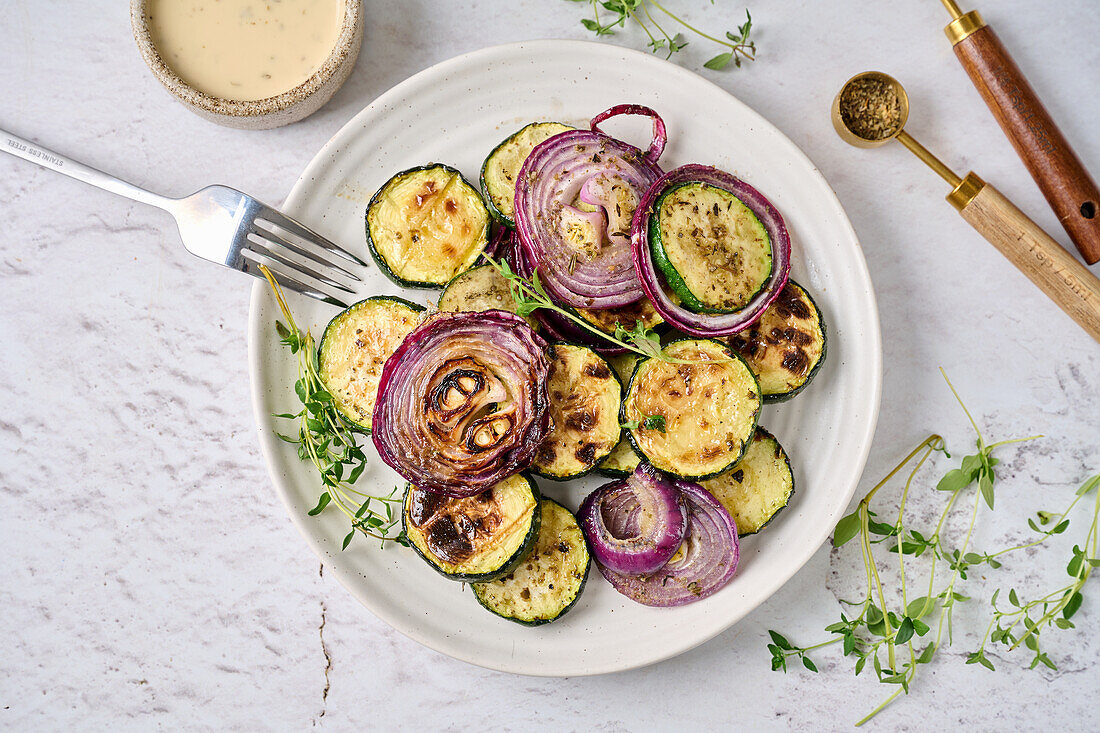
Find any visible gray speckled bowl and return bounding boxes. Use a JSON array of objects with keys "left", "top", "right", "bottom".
[{"left": 130, "top": 0, "right": 362, "bottom": 130}]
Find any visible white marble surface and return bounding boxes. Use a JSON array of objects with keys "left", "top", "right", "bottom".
[{"left": 2, "top": 1, "right": 1098, "bottom": 730}]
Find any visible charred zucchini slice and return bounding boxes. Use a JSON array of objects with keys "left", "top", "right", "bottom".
[
  {"left": 650, "top": 182, "right": 773, "bottom": 313},
  {"left": 622, "top": 338, "right": 761, "bottom": 480},
  {"left": 701, "top": 427, "right": 794, "bottom": 536},
  {"left": 403, "top": 474, "right": 541, "bottom": 583},
  {"left": 725, "top": 281, "right": 827, "bottom": 402},
  {"left": 532, "top": 344, "right": 622, "bottom": 480},
  {"left": 472, "top": 498, "right": 590, "bottom": 626},
  {"left": 317, "top": 296, "right": 425, "bottom": 432},
  {"left": 481, "top": 122, "right": 573, "bottom": 226},
  {"left": 597, "top": 354, "right": 641, "bottom": 478},
  {"left": 575, "top": 297, "right": 663, "bottom": 337},
  {"left": 366, "top": 164, "right": 490, "bottom": 289}
]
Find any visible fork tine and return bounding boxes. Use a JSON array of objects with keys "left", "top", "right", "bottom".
[
  {"left": 244, "top": 233, "right": 360, "bottom": 292},
  {"left": 240, "top": 255, "right": 355, "bottom": 308},
  {"left": 254, "top": 207, "right": 369, "bottom": 268},
  {"left": 249, "top": 219, "right": 364, "bottom": 283}
]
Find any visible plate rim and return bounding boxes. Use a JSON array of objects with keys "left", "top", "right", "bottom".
[{"left": 247, "top": 38, "right": 883, "bottom": 676}]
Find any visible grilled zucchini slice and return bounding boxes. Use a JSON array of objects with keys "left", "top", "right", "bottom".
[
  {"left": 472, "top": 498, "right": 590, "bottom": 626},
  {"left": 650, "top": 182, "right": 773, "bottom": 313},
  {"left": 596, "top": 439, "right": 641, "bottom": 479},
  {"left": 366, "top": 164, "right": 490, "bottom": 289},
  {"left": 598, "top": 354, "right": 641, "bottom": 478},
  {"left": 622, "top": 338, "right": 761, "bottom": 480},
  {"left": 403, "top": 474, "right": 541, "bottom": 583},
  {"left": 701, "top": 427, "right": 794, "bottom": 536},
  {"left": 481, "top": 122, "right": 573, "bottom": 226},
  {"left": 725, "top": 281, "right": 827, "bottom": 402},
  {"left": 532, "top": 344, "right": 622, "bottom": 480},
  {"left": 317, "top": 296, "right": 425, "bottom": 432},
  {"left": 438, "top": 263, "right": 525, "bottom": 318}
]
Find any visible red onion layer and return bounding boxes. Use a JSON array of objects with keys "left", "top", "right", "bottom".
[
  {"left": 578, "top": 463, "right": 688, "bottom": 575},
  {"left": 631, "top": 164, "right": 791, "bottom": 336},
  {"left": 514, "top": 107, "right": 666, "bottom": 310},
  {"left": 598, "top": 477, "right": 740, "bottom": 607},
  {"left": 590, "top": 104, "right": 667, "bottom": 162},
  {"left": 371, "top": 311, "right": 551, "bottom": 496}
]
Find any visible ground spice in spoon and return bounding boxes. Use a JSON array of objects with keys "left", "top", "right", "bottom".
[{"left": 839, "top": 77, "right": 902, "bottom": 141}]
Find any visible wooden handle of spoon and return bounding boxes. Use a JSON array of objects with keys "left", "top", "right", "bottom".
[
  {"left": 951, "top": 176, "right": 1100, "bottom": 342},
  {"left": 952, "top": 24, "right": 1100, "bottom": 264}
]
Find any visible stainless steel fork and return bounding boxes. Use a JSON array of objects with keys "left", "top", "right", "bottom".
[{"left": 1, "top": 127, "right": 365, "bottom": 306}]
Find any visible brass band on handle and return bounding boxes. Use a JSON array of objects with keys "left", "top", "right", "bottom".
[{"left": 944, "top": 10, "right": 987, "bottom": 45}]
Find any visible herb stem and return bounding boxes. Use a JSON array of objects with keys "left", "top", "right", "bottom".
[
  {"left": 624, "top": 5, "right": 661, "bottom": 53},
  {"left": 484, "top": 255, "right": 712, "bottom": 365},
  {"left": 650, "top": 0, "right": 736, "bottom": 51},
  {"left": 933, "top": 487, "right": 982, "bottom": 649},
  {"left": 939, "top": 367, "right": 983, "bottom": 445},
  {"left": 856, "top": 687, "right": 905, "bottom": 728}
]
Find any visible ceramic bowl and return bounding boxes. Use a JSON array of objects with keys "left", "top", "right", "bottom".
[{"left": 130, "top": 0, "right": 362, "bottom": 130}]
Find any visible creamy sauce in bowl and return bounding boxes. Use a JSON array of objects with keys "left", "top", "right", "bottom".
[{"left": 147, "top": 0, "right": 345, "bottom": 101}]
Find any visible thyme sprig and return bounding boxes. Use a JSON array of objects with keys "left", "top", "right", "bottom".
[
  {"left": 260, "top": 265, "right": 407, "bottom": 550},
  {"left": 484, "top": 255, "right": 689, "bottom": 364},
  {"left": 765, "top": 371, "right": 1096, "bottom": 725},
  {"left": 569, "top": 1, "right": 757, "bottom": 70}
]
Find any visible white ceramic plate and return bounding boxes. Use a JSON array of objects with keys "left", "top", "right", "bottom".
[{"left": 248, "top": 40, "right": 882, "bottom": 676}]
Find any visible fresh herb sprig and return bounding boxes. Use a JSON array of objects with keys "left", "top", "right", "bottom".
[
  {"left": 485, "top": 255, "right": 689, "bottom": 364},
  {"left": 568, "top": 1, "right": 756, "bottom": 70},
  {"left": 973, "top": 472, "right": 1100, "bottom": 671},
  {"left": 260, "top": 266, "right": 407, "bottom": 550},
  {"left": 766, "top": 371, "right": 1096, "bottom": 725}
]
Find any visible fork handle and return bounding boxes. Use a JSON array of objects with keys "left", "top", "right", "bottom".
[{"left": 1, "top": 127, "right": 175, "bottom": 211}]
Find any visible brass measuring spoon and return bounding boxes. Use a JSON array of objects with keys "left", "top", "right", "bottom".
[{"left": 832, "top": 71, "right": 1100, "bottom": 343}]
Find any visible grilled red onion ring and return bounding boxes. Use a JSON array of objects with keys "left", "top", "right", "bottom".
[
  {"left": 631, "top": 164, "right": 791, "bottom": 336},
  {"left": 513, "top": 105, "right": 666, "bottom": 310},
  {"left": 598, "top": 478, "right": 740, "bottom": 607},
  {"left": 590, "top": 103, "right": 667, "bottom": 162},
  {"left": 579, "top": 463, "right": 688, "bottom": 575},
  {"left": 372, "top": 311, "right": 551, "bottom": 496}
]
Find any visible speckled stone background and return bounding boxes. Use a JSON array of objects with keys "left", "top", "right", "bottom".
[{"left": 2, "top": 1, "right": 1098, "bottom": 730}]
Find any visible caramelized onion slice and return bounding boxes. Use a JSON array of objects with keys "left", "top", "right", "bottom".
[
  {"left": 372, "top": 310, "right": 551, "bottom": 496},
  {"left": 514, "top": 109, "right": 666, "bottom": 310}
]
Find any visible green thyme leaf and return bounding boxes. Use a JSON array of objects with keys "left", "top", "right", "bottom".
[
  {"left": 768, "top": 630, "right": 793, "bottom": 651},
  {"left": 894, "top": 617, "right": 915, "bottom": 645},
  {"left": 833, "top": 511, "right": 861, "bottom": 547},
  {"left": 704, "top": 52, "right": 733, "bottom": 70},
  {"left": 979, "top": 471, "right": 995, "bottom": 510},
  {"left": 308, "top": 492, "right": 332, "bottom": 516}
]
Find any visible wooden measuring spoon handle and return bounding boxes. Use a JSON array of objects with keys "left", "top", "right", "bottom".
[
  {"left": 953, "top": 177, "right": 1100, "bottom": 342},
  {"left": 952, "top": 24, "right": 1100, "bottom": 264}
]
